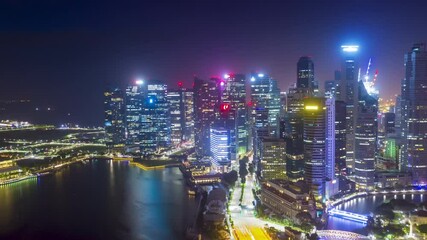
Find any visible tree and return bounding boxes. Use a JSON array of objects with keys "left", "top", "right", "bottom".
[
  {"left": 248, "top": 162, "right": 254, "bottom": 175},
  {"left": 239, "top": 157, "right": 249, "bottom": 184},
  {"left": 223, "top": 170, "right": 238, "bottom": 186}
]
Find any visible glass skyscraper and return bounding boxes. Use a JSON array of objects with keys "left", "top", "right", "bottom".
[
  {"left": 193, "top": 77, "right": 219, "bottom": 158},
  {"left": 222, "top": 73, "right": 248, "bottom": 159},
  {"left": 140, "top": 82, "right": 171, "bottom": 155},
  {"left": 125, "top": 81, "right": 144, "bottom": 147},
  {"left": 402, "top": 43, "right": 427, "bottom": 183},
  {"left": 104, "top": 88, "right": 126, "bottom": 151}
]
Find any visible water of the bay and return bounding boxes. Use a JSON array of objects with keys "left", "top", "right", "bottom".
[{"left": 0, "top": 160, "right": 196, "bottom": 240}]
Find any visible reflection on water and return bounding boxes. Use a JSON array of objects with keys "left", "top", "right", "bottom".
[
  {"left": 328, "top": 193, "right": 427, "bottom": 233},
  {"left": 0, "top": 161, "right": 195, "bottom": 240}
]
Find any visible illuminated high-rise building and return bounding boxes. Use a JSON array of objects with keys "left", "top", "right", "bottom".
[
  {"left": 125, "top": 80, "right": 144, "bottom": 147},
  {"left": 104, "top": 88, "right": 126, "bottom": 150},
  {"left": 168, "top": 87, "right": 184, "bottom": 146},
  {"left": 250, "top": 73, "right": 281, "bottom": 138},
  {"left": 324, "top": 80, "right": 336, "bottom": 99},
  {"left": 337, "top": 45, "right": 360, "bottom": 173},
  {"left": 335, "top": 100, "right": 347, "bottom": 175},
  {"left": 395, "top": 94, "right": 402, "bottom": 136},
  {"left": 259, "top": 137, "right": 286, "bottom": 181},
  {"left": 222, "top": 73, "right": 248, "bottom": 159},
  {"left": 167, "top": 82, "right": 193, "bottom": 146},
  {"left": 297, "top": 56, "right": 315, "bottom": 90},
  {"left": 284, "top": 87, "right": 309, "bottom": 181},
  {"left": 354, "top": 81, "right": 378, "bottom": 190},
  {"left": 183, "top": 89, "right": 194, "bottom": 141},
  {"left": 384, "top": 112, "right": 396, "bottom": 135},
  {"left": 210, "top": 125, "right": 232, "bottom": 173},
  {"left": 303, "top": 98, "right": 327, "bottom": 198},
  {"left": 402, "top": 43, "right": 427, "bottom": 183},
  {"left": 194, "top": 77, "right": 219, "bottom": 158},
  {"left": 140, "top": 82, "right": 171, "bottom": 155}
]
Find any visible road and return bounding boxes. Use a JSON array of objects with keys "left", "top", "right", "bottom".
[{"left": 229, "top": 155, "right": 284, "bottom": 240}]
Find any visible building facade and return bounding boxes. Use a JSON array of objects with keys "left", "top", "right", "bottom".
[
  {"left": 259, "top": 137, "right": 286, "bottom": 180},
  {"left": 194, "top": 77, "right": 219, "bottom": 158},
  {"left": 402, "top": 43, "right": 427, "bottom": 183},
  {"left": 104, "top": 88, "right": 126, "bottom": 150}
]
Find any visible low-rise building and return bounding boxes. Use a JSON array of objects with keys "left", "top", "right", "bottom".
[
  {"left": 375, "top": 171, "right": 412, "bottom": 188},
  {"left": 204, "top": 188, "right": 227, "bottom": 225},
  {"left": 260, "top": 180, "right": 316, "bottom": 221}
]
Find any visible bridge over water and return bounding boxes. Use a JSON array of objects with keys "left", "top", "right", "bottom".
[{"left": 328, "top": 209, "right": 368, "bottom": 224}]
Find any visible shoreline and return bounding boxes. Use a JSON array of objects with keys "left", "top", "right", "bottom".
[{"left": 0, "top": 174, "right": 37, "bottom": 186}]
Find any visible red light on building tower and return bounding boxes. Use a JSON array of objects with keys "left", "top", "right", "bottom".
[
  {"left": 220, "top": 103, "right": 230, "bottom": 112},
  {"left": 178, "top": 81, "right": 183, "bottom": 88}
]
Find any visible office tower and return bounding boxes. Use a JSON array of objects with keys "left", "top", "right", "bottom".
[
  {"left": 168, "top": 88, "right": 184, "bottom": 146},
  {"left": 303, "top": 98, "right": 326, "bottom": 199},
  {"left": 140, "top": 82, "right": 171, "bottom": 155},
  {"left": 335, "top": 100, "right": 347, "bottom": 175},
  {"left": 259, "top": 137, "right": 286, "bottom": 180},
  {"left": 297, "top": 56, "right": 315, "bottom": 90},
  {"left": 194, "top": 77, "right": 219, "bottom": 158},
  {"left": 167, "top": 83, "right": 194, "bottom": 146},
  {"left": 222, "top": 73, "right": 248, "bottom": 159},
  {"left": 325, "top": 98, "right": 338, "bottom": 198},
  {"left": 354, "top": 81, "right": 378, "bottom": 190},
  {"left": 337, "top": 45, "right": 360, "bottom": 173},
  {"left": 334, "top": 70, "right": 342, "bottom": 99},
  {"left": 402, "top": 43, "right": 427, "bottom": 183},
  {"left": 284, "top": 87, "right": 310, "bottom": 181},
  {"left": 394, "top": 95, "right": 402, "bottom": 136},
  {"left": 325, "top": 71, "right": 341, "bottom": 99},
  {"left": 325, "top": 98, "right": 335, "bottom": 181},
  {"left": 125, "top": 80, "right": 144, "bottom": 147},
  {"left": 324, "top": 80, "right": 336, "bottom": 99},
  {"left": 250, "top": 73, "right": 281, "bottom": 138},
  {"left": 210, "top": 125, "right": 232, "bottom": 173},
  {"left": 104, "top": 88, "right": 126, "bottom": 150},
  {"left": 280, "top": 91, "right": 287, "bottom": 118},
  {"left": 384, "top": 112, "right": 396, "bottom": 135}
]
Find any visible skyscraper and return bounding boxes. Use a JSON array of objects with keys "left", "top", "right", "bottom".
[
  {"left": 125, "top": 80, "right": 144, "bottom": 147},
  {"left": 194, "top": 77, "right": 219, "bottom": 158},
  {"left": 354, "top": 81, "right": 378, "bottom": 190},
  {"left": 183, "top": 89, "right": 194, "bottom": 142},
  {"left": 335, "top": 100, "right": 347, "bottom": 175},
  {"left": 297, "top": 56, "right": 315, "bottom": 90},
  {"left": 250, "top": 73, "right": 281, "bottom": 138},
  {"left": 140, "top": 82, "right": 171, "bottom": 155},
  {"left": 303, "top": 98, "right": 326, "bottom": 199},
  {"left": 402, "top": 43, "right": 427, "bottom": 183},
  {"left": 324, "top": 80, "right": 336, "bottom": 99},
  {"left": 222, "top": 73, "right": 248, "bottom": 159},
  {"left": 104, "top": 88, "right": 126, "bottom": 151},
  {"left": 337, "top": 45, "right": 359, "bottom": 173},
  {"left": 167, "top": 84, "right": 194, "bottom": 145},
  {"left": 210, "top": 125, "right": 232, "bottom": 173},
  {"left": 168, "top": 87, "right": 184, "bottom": 146},
  {"left": 284, "top": 87, "right": 309, "bottom": 181}
]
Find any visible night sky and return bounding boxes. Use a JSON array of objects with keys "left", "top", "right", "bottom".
[{"left": 1, "top": 0, "right": 426, "bottom": 125}]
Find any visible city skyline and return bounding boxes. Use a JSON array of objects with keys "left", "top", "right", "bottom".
[
  {"left": 2, "top": 1, "right": 427, "bottom": 239},
  {"left": 1, "top": 0, "right": 427, "bottom": 125}
]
